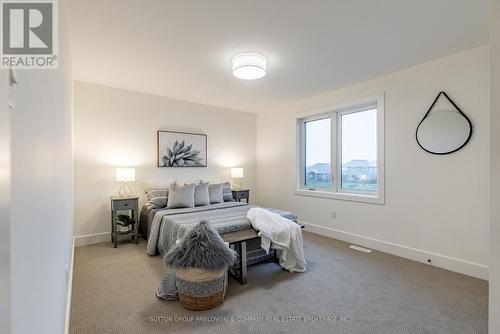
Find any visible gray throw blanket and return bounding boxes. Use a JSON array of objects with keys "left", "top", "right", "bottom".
[{"left": 157, "top": 267, "right": 178, "bottom": 301}]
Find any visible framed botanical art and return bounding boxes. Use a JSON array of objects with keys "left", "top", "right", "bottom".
[{"left": 157, "top": 131, "right": 207, "bottom": 167}]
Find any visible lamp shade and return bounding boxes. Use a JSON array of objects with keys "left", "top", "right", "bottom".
[
  {"left": 232, "top": 53, "right": 267, "bottom": 80},
  {"left": 116, "top": 168, "right": 135, "bottom": 182},
  {"left": 230, "top": 167, "right": 244, "bottom": 178}
]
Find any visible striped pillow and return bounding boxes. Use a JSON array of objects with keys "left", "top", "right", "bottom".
[
  {"left": 222, "top": 182, "right": 234, "bottom": 202},
  {"left": 145, "top": 188, "right": 169, "bottom": 208}
]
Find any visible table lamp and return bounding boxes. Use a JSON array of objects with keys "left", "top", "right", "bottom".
[
  {"left": 116, "top": 167, "right": 135, "bottom": 197},
  {"left": 231, "top": 167, "right": 244, "bottom": 190}
]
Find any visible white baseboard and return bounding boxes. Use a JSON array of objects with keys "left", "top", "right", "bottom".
[
  {"left": 301, "top": 221, "right": 489, "bottom": 281},
  {"left": 74, "top": 232, "right": 110, "bottom": 247},
  {"left": 64, "top": 237, "right": 75, "bottom": 334}
]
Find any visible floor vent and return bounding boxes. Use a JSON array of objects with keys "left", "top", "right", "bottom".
[{"left": 349, "top": 245, "right": 372, "bottom": 253}]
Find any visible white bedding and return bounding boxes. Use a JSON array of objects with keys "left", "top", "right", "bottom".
[{"left": 247, "top": 207, "right": 306, "bottom": 273}]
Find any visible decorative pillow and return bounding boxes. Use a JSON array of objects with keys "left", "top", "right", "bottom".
[
  {"left": 167, "top": 183, "right": 195, "bottom": 209},
  {"left": 145, "top": 188, "right": 169, "bottom": 208},
  {"left": 222, "top": 182, "right": 233, "bottom": 202},
  {"left": 192, "top": 182, "right": 210, "bottom": 206},
  {"left": 208, "top": 183, "right": 224, "bottom": 204}
]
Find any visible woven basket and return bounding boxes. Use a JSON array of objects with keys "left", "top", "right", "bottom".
[{"left": 175, "top": 267, "right": 228, "bottom": 311}]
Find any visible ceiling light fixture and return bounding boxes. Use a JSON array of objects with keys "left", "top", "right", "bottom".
[{"left": 232, "top": 53, "right": 267, "bottom": 80}]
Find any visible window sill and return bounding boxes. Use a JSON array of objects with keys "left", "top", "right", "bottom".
[{"left": 294, "top": 189, "right": 384, "bottom": 205}]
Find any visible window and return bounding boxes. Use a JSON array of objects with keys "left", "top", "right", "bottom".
[
  {"left": 340, "top": 108, "right": 377, "bottom": 192},
  {"left": 304, "top": 117, "right": 332, "bottom": 189},
  {"left": 297, "top": 96, "right": 384, "bottom": 204}
]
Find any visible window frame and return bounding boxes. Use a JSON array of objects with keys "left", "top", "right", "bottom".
[
  {"left": 295, "top": 93, "right": 385, "bottom": 205},
  {"left": 300, "top": 113, "right": 334, "bottom": 192}
]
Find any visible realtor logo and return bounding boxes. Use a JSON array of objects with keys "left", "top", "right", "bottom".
[{"left": 1, "top": 0, "right": 58, "bottom": 69}]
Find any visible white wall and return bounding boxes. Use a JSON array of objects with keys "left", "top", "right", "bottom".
[
  {"left": 490, "top": 0, "right": 500, "bottom": 331},
  {"left": 73, "top": 82, "right": 256, "bottom": 244},
  {"left": 256, "top": 46, "right": 489, "bottom": 279},
  {"left": 9, "top": 1, "right": 73, "bottom": 333},
  {"left": 0, "top": 67, "right": 10, "bottom": 334}
]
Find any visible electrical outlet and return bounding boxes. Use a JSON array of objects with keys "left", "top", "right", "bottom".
[{"left": 331, "top": 211, "right": 336, "bottom": 219}]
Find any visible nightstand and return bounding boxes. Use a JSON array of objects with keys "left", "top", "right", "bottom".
[
  {"left": 232, "top": 190, "right": 250, "bottom": 203},
  {"left": 110, "top": 196, "right": 139, "bottom": 248}
]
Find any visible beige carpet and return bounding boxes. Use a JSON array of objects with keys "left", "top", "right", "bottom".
[{"left": 70, "top": 232, "right": 487, "bottom": 334}]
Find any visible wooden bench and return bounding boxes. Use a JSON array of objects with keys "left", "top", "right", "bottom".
[
  {"left": 221, "top": 229, "right": 260, "bottom": 285},
  {"left": 221, "top": 224, "right": 304, "bottom": 285}
]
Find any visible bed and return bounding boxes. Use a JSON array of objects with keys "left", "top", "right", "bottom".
[{"left": 139, "top": 201, "right": 298, "bottom": 268}]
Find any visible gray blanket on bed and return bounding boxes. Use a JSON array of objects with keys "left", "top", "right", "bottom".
[{"left": 146, "top": 202, "right": 297, "bottom": 257}]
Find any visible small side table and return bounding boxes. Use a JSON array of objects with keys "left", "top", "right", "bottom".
[
  {"left": 232, "top": 190, "right": 250, "bottom": 203},
  {"left": 110, "top": 196, "right": 139, "bottom": 248}
]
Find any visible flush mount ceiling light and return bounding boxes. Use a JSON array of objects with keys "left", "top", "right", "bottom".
[{"left": 232, "top": 53, "right": 267, "bottom": 80}]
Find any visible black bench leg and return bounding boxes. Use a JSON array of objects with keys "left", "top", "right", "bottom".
[
  {"left": 239, "top": 241, "right": 247, "bottom": 285},
  {"left": 273, "top": 249, "right": 280, "bottom": 264}
]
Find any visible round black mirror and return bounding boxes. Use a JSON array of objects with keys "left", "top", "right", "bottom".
[{"left": 416, "top": 92, "right": 473, "bottom": 155}]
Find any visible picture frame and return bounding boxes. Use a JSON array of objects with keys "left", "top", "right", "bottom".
[{"left": 157, "top": 130, "right": 207, "bottom": 167}]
